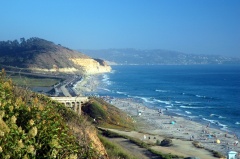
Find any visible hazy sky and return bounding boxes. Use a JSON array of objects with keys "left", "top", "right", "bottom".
[{"left": 0, "top": 0, "right": 240, "bottom": 57}]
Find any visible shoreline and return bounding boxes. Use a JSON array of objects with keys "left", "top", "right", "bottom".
[
  {"left": 74, "top": 74, "right": 240, "bottom": 158},
  {"left": 73, "top": 75, "right": 101, "bottom": 96}
]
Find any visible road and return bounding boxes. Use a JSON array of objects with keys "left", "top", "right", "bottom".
[{"left": 54, "top": 75, "right": 82, "bottom": 97}]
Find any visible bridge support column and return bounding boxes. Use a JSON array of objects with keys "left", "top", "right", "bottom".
[
  {"left": 78, "top": 103, "right": 81, "bottom": 115},
  {"left": 73, "top": 102, "right": 77, "bottom": 112}
]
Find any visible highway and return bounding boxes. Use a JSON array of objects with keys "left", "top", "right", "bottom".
[{"left": 54, "top": 75, "right": 82, "bottom": 97}]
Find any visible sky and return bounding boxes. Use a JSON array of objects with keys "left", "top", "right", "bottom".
[{"left": 0, "top": 0, "right": 240, "bottom": 57}]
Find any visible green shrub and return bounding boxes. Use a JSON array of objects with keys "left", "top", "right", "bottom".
[
  {"left": 82, "top": 100, "right": 107, "bottom": 121},
  {"left": 160, "top": 138, "right": 173, "bottom": 147},
  {"left": 192, "top": 141, "right": 204, "bottom": 149},
  {"left": 156, "top": 139, "right": 161, "bottom": 145},
  {"left": 83, "top": 97, "right": 135, "bottom": 130},
  {"left": 211, "top": 150, "right": 225, "bottom": 158}
]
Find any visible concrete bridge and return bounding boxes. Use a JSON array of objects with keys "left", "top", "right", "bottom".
[{"left": 51, "top": 96, "right": 89, "bottom": 115}]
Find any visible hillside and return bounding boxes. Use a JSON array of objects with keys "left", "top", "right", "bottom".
[
  {"left": 0, "top": 38, "right": 111, "bottom": 74},
  {"left": 0, "top": 70, "right": 108, "bottom": 158},
  {"left": 80, "top": 48, "right": 240, "bottom": 65}
]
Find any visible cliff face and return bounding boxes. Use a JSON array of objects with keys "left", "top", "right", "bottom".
[
  {"left": 86, "top": 128, "right": 108, "bottom": 158},
  {"left": 30, "top": 58, "right": 111, "bottom": 75},
  {"left": 70, "top": 58, "right": 111, "bottom": 75}
]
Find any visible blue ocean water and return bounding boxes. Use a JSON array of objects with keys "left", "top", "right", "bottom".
[{"left": 95, "top": 65, "right": 240, "bottom": 136}]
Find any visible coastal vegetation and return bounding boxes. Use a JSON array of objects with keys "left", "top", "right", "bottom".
[
  {"left": 98, "top": 134, "right": 138, "bottom": 159},
  {"left": 0, "top": 37, "right": 87, "bottom": 69},
  {"left": 0, "top": 70, "right": 104, "bottom": 158},
  {"left": 82, "top": 97, "right": 135, "bottom": 130}
]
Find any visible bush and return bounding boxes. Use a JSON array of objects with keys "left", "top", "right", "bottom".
[
  {"left": 156, "top": 139, "right": 161, "bottom": 145},
  {"left": 160, "top": 138, "right": 173, "bottom": 147},
  {"left": 82, "top": 100, "right": 107, "bottom": 121},
  {"left": 211, "top": 150, "right": 225, "bottom": 158},
  {"left": 192, "top": 141, "right": 204, "bottom": 149}
]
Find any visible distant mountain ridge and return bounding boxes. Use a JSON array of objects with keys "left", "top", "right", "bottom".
[
  {"left": 80, "top": 48, "right": 240, "bottom": 65},
  {"left": 0, "top": 37, "right": 111, "bottom": 74}
]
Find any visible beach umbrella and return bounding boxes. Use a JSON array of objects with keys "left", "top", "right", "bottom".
[
  {"left": 171, "top": 121, "right": 175, "bottom": 125},
  {"left": 216, "top": 139, "right": 220, "bottom": 144},
  {"left": 208, "top": 135, "right": 212, "bottom": 138}
]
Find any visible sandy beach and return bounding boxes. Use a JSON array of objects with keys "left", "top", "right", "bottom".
[
  {"left": 107, "top": 98, "right": 240, "bottom": 157},
  {"left": 73, "top": 75, "right": 100, "bottom": 96},
  {"left": 75, "top": 75, "right": 240, "bottom": 158}
]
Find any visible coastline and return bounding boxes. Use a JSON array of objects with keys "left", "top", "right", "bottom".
[{"left": 74, "top": 74, "right": 240, "bottom": 158}]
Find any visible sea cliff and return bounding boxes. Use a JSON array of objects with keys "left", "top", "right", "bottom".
[
  {"left": 70, "top": 58, "right": 111, "bottom": 75},
  {"left": 29, "top": 58, "right": 111, "bottom": 75}
]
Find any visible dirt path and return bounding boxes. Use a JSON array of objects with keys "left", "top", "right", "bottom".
[
  {"left": 107, "top": 137, "right": 161, "bottom": 159},
  {"left": 105, "top": 128, "right": 218, "bottom": 159}
]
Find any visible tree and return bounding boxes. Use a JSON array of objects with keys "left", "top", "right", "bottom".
[{"left": 20, "top": 37, "right": 26, "bottom": 46}]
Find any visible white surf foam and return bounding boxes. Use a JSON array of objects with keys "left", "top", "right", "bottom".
[
  {"left": 185, "top": 111, "right": 192, "bottom": 114},
  {"left": 210, "top": 114, "right": 226, "bottom": 119},
  {"left": 99, "top": 88, "right": 111, "bottom": 92},
  {"left": 141, "top": 97, "right": 155, "bottom": 104},
  {"left": 203, "top": 118, "right": 228, "bottom": 130},
  {"left": 196, "top": 94, "right": 206, "bottom": 98},
  {"left": 153, "top": 99, "right": 171, "bottom": 105},
  {"left": 102, "top": 74, "right": 112, "bottom": 85},
  {"left": 175, "top": 101, "right": 182, "bottom": 104},
  {"left": 116, "top": 91, "right": 127, "bottom": 95},
  {"left": 156, "top": 89, "right": 168, "bottom": 93},
  {"left": 180, "top": 105, "right": 205, "bottom": 109}
]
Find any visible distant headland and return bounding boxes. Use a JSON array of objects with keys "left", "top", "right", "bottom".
[{"left": 80, "top": 48, "right": 240, "bottom": 65}]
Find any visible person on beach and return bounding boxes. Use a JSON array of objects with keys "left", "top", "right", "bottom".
[
  {"left": 158, "top": 109, "right": 163, "bottom": 116},
  {"left": 234, "top": 140, "right": 239, "bottom": 146},
  {"left": 206, "top": 122, "right": 210, "bottom": 128},
  {"left": 143, "top": 135, "right": 146, "bottom": 140}
]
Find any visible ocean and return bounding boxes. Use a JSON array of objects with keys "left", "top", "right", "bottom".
[{"left": 93, "top": 65, "right": 240, "bottom": 136}]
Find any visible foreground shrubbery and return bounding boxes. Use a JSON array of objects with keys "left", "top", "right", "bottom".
[{"left": 0, "top": 70, "right": 99, "bottom": 159}]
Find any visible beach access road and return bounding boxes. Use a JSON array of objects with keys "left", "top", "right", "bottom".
[{"left": 103, "top": 128, "right": 217, "bottom": 159}]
